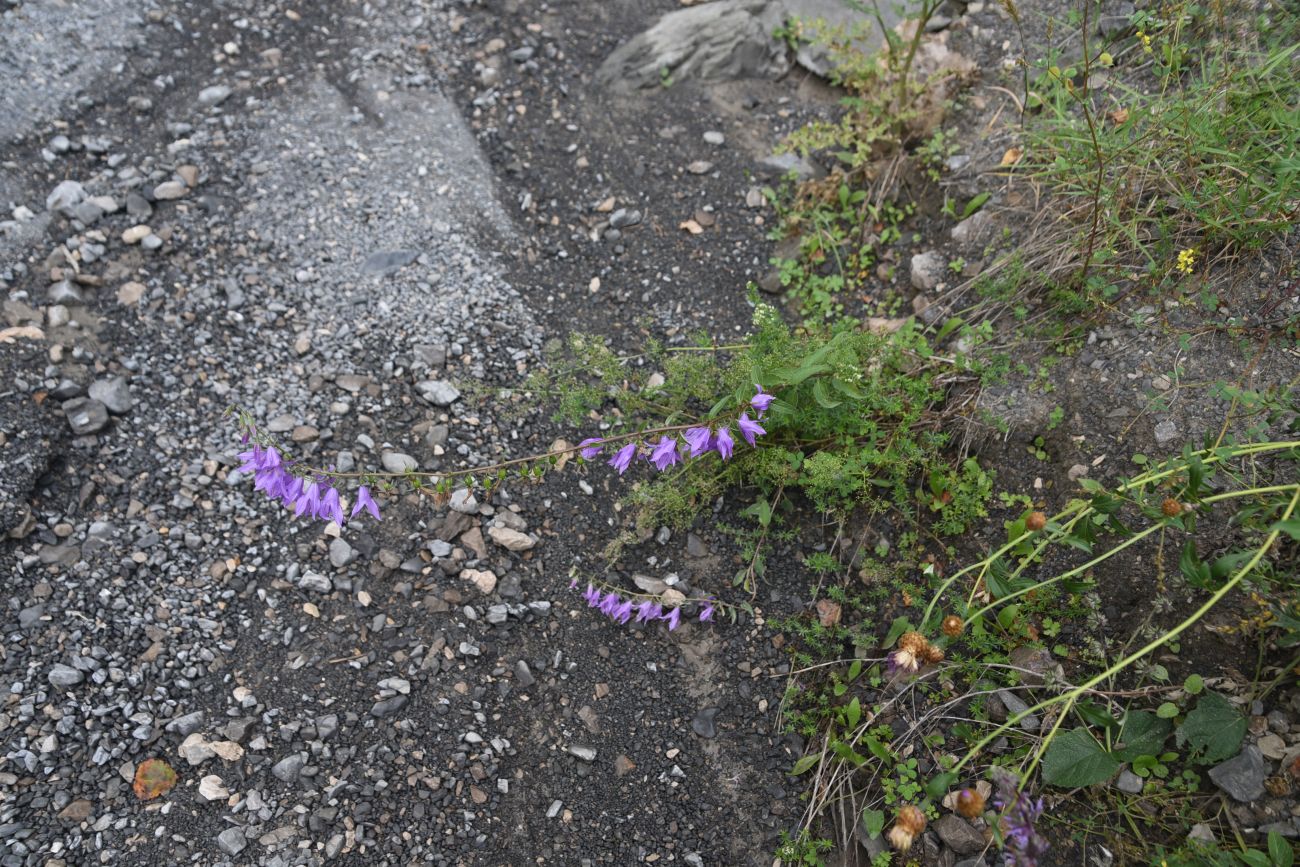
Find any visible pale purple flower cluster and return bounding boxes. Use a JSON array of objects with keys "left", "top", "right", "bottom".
[
  {"left": 999, "top": 791, "right": 1049, "bottom": 866},
  {"left": 238, "top": 444, "right": 380, "bottom": 525},
  {"left": 580, "top": 386, "right": 774, "bottom": 476},
  {"left": 574, "top": 581, "right": 717, "bottom": 630}
]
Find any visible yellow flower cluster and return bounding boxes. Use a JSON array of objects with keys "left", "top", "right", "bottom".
[
  {"left": 1175, "top": 247, "right": 1196, "bottom": 275},
  {"left": 1138, "top": 29, "right": 1153, "bottom": 52}
]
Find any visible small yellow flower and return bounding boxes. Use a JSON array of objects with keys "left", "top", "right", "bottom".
[
  {"left": 1175, "top": 247, "right": 1196, "bottom": 275},
  {"left": 1138, "top": 30, "right": 1153, "bottom": 52}
]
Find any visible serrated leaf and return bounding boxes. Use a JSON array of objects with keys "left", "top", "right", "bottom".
[
  {"left": 1184, "top": 674, "right": 1204, "bottom": 695},
  {"left": 1042, "top": 728, "right": 1120, "bottom": 788},
  {"left": 1178, "top": 692, "right": 1245, "bottom": 764},
  {"left": 1075, "top": 702, "right": 1118, "bottom": 731},
  {"left": 925, "top": 771, "right": 958, "bottom": 799},
  {"left": 1113, "top": 711, "right": 1172, "bottom": 762}
]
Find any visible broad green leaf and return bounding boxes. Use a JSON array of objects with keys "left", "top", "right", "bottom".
[
  {"left": 883, "top": 616, "right": 912, "bottom": 649},
  {"left": 1183, "top": 674, "right": 1204, "bottom": 695},
  {"left": 1075, "top": 702, "right": 1118, "bottom": 731},
  {"left": 812, "top": 379, "right": 843, "bottom": 409},
  {"left": 1178, "top": 692, "right": 1246, "bottom": 764},
  {"left": 862, "top": 735, "right": 891, "bottom": 762},
  {"left": 846, "top": 697, "right": 862, "bottom": 730},
  {"left": 1156, "top": 702, "right": 1180, "bottom": 719},
  {"left": 861, "top": 808, "right": 885, "bottom": 838},
  {"left": 1042, "top": 728, "right": 1121, "bottom": 788},
  {"left": 1269, "top": 831, "right": 1295, "bottom": 867},
  {"left": 1113, "top": 711, "right": 1172, "bottom": 762}
]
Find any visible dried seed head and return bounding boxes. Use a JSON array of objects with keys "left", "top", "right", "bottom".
[
  {"left": 1026, "top": 511, "right": 1047, "bottom": 531},
  {"left": 889, "top": 648, "right": 922, "bottom": 675},
  {"left": 942, "top": 615, "right": 964, "bottom": 637},
  {"left": 1161, "top": 497, "right": 1182, "bottom": 517},
  {"left": 898, "top": 631, "right": 929, "bottom": 655},
  {"left": 924, "top": 645, "right": 945, "bottom": 664},
  {"left": 888, "top": 805, "right": 927, "bottom": 851},
  {"left": 955, "top": 788, "right": 986, "bottom": 818}
]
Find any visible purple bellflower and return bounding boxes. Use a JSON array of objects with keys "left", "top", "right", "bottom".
[
  {"left": 699, "top": 600, "right": 716, "bottom": 622},
  {"left": 714, "top": 426, "right": 735, "bottom": 460},
  {"left": 751, "top": 385, "right": 775, "bottom": 416},
  {"left": 682, "top": 426, "right": 713, "bottom": 457},
  {"left": 350, "top": 485, "right": 382, "bottom": 522},
  {"left": 649, "top": 436, "right": 681, "bottom": 471},
  {"left": 736, "top": 412, "right": 765, "bottom": 446},
  {"left": 609, "top": 442, "right": 639, "bottom": 475},
  {"left": 578, "top": 438, "right": 604, "bottom": 459}
]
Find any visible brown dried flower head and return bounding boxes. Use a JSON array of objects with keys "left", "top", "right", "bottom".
[
  {"left": 941, "top": 615, "right": 964, "bottom": 637},
  {"left": 887, "top": 805, "right": 927, "bottom": 851},
  {"left": 955, "top": 788, "right": 986, "bottom": 818},
  {"left": 1025, "top": 511, "right": 1047, "bottom": 531},
  {"left": 1161, "top": 497, "right": 1183, "bottom": 517}
]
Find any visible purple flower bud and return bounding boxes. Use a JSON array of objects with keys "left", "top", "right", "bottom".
[
  {"left": 583, "top": 585, "right": 601, "bottom": 607},
  {"left": 682, "top": 426, "right": 713, "bottom": 457},
  {"left": 699, "top": 602, "right": 716, "bottom": 622},
  {"left": 751, "top": 385, "right": 775, "bottom": 415},
  {"left": 714, "top": 426, "right": 734, "bottom": 460},
  {"left": 578, "top": 438, "right": 604, "bottom": 460},
  {"left": 649, "top": 436, "right": 681, "bottom": 471},
  {"left": 350, "top": 485, "right": 382, "bottom": 522},
  {"left": 609, "top": 442, "right": 638, "bottom": 475},
  {"left": 737, "top": 412, "right": 765, "bottom": 446}
]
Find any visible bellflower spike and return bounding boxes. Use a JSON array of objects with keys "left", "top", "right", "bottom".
[
  {"left": 751, "top": 385, "right": 775, "bottom": 415},
  {"left": 1000, "top": 792, "right": 1049, "bottom": 866},
  {"left": 350, "top": 485, "right": 382, "bottom": 522},
  {"left": 609, "top": 442, "right": 638, "bottom": 475},
  {"left": 598, "top": 591, "right": 622, "bottom": 616},
  {"left": 714, "top": 426, "right": 734, "bottom": 460},
  {"left": 578, "top": 438, "right": 604, "bottom": 460},
  {"left": 649, "top": 436, "right": 681, "bottom": 471},
  {"left": 682, "top": 426, "right": 713, "bottom": 458},
  {"left": 736, "top": 412, "right": 765, "bottom": 446}
]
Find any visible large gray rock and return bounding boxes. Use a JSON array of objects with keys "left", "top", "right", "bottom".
[
  {"left": 62, "top": 398, "right": 109, "bottom": 435},
  {"left": 1208, "top": 745, "right": 1266, "bottom": 802},
  {"left": 88, "top": 377, "right": 132, "bottom": 414},
  {"left": 597, "top": 0, "right": 897, "bottom": 91}
]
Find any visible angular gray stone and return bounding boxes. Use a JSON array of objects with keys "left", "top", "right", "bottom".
[
  {"left": 46, "top": 280, "right": 85, "bottom": 306},
  {"left": 933, "top": 814, "right": 986, "bottom": 855},
  {"left": 299, "top": 572, "right": 332, "bottom": 593},
  {"left": 1208, "top": 745, "right": 1266, "bottom": 802},
  {"left": 46, "top": 180, "right": 86, "bottom": 213},
  {"left": 362, "top": 250, "right": 418, "bottom": 275},
  {"left": 48, "top": 664, "right": 84, "bottom": 688},
  {"left": 381, "top": 452, "right": 418, "bottom": 473},
  {"left": 1116, "top": 768, "right": 1144, "bottom": 794},
  {"left": 271, "top": 752, "right": 307, "bottom": 783},
  {"left": 416, "top": 380, "right": 460, "bottom": 406},
  {"left": 153, "top": 181, "right": 187, "bottom": 201},
  {"left": 216, "top": 827, "right": 247, "bottom": 856},
  {"left": 62, "top": 398, "right": 109, "bottom": 435},
  {"left": 758, "top": 151, "right": 822, "bottom": 181},
  {"left": 370, "top": 695, "right": 408, "bottom": 718},
  {"left": 328, "top": 538, "right": 354, "bottom": 569},
  {"left": 692, "top": 707, "right": 720, "bottom": 739},
  {"left": 165, "top": 711, "right": 206, "bottom": 736},
  {"left": 448, "top": 488, "right": 478, "bottom": 514},
  {"left": 88, "top": 377, "right": 132, "bottom": 414},
  {"left": 609, "top": 208, "right": 642, "bottom": 229},
  {"left": 951, "top": 210, "right": 997, "bottom": 251},
  {"left": 198, "top": 84, "right": 233, "bottom": 106},
  {"left": 910, "top": 250, "right": 946, "bottom": 291}
]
